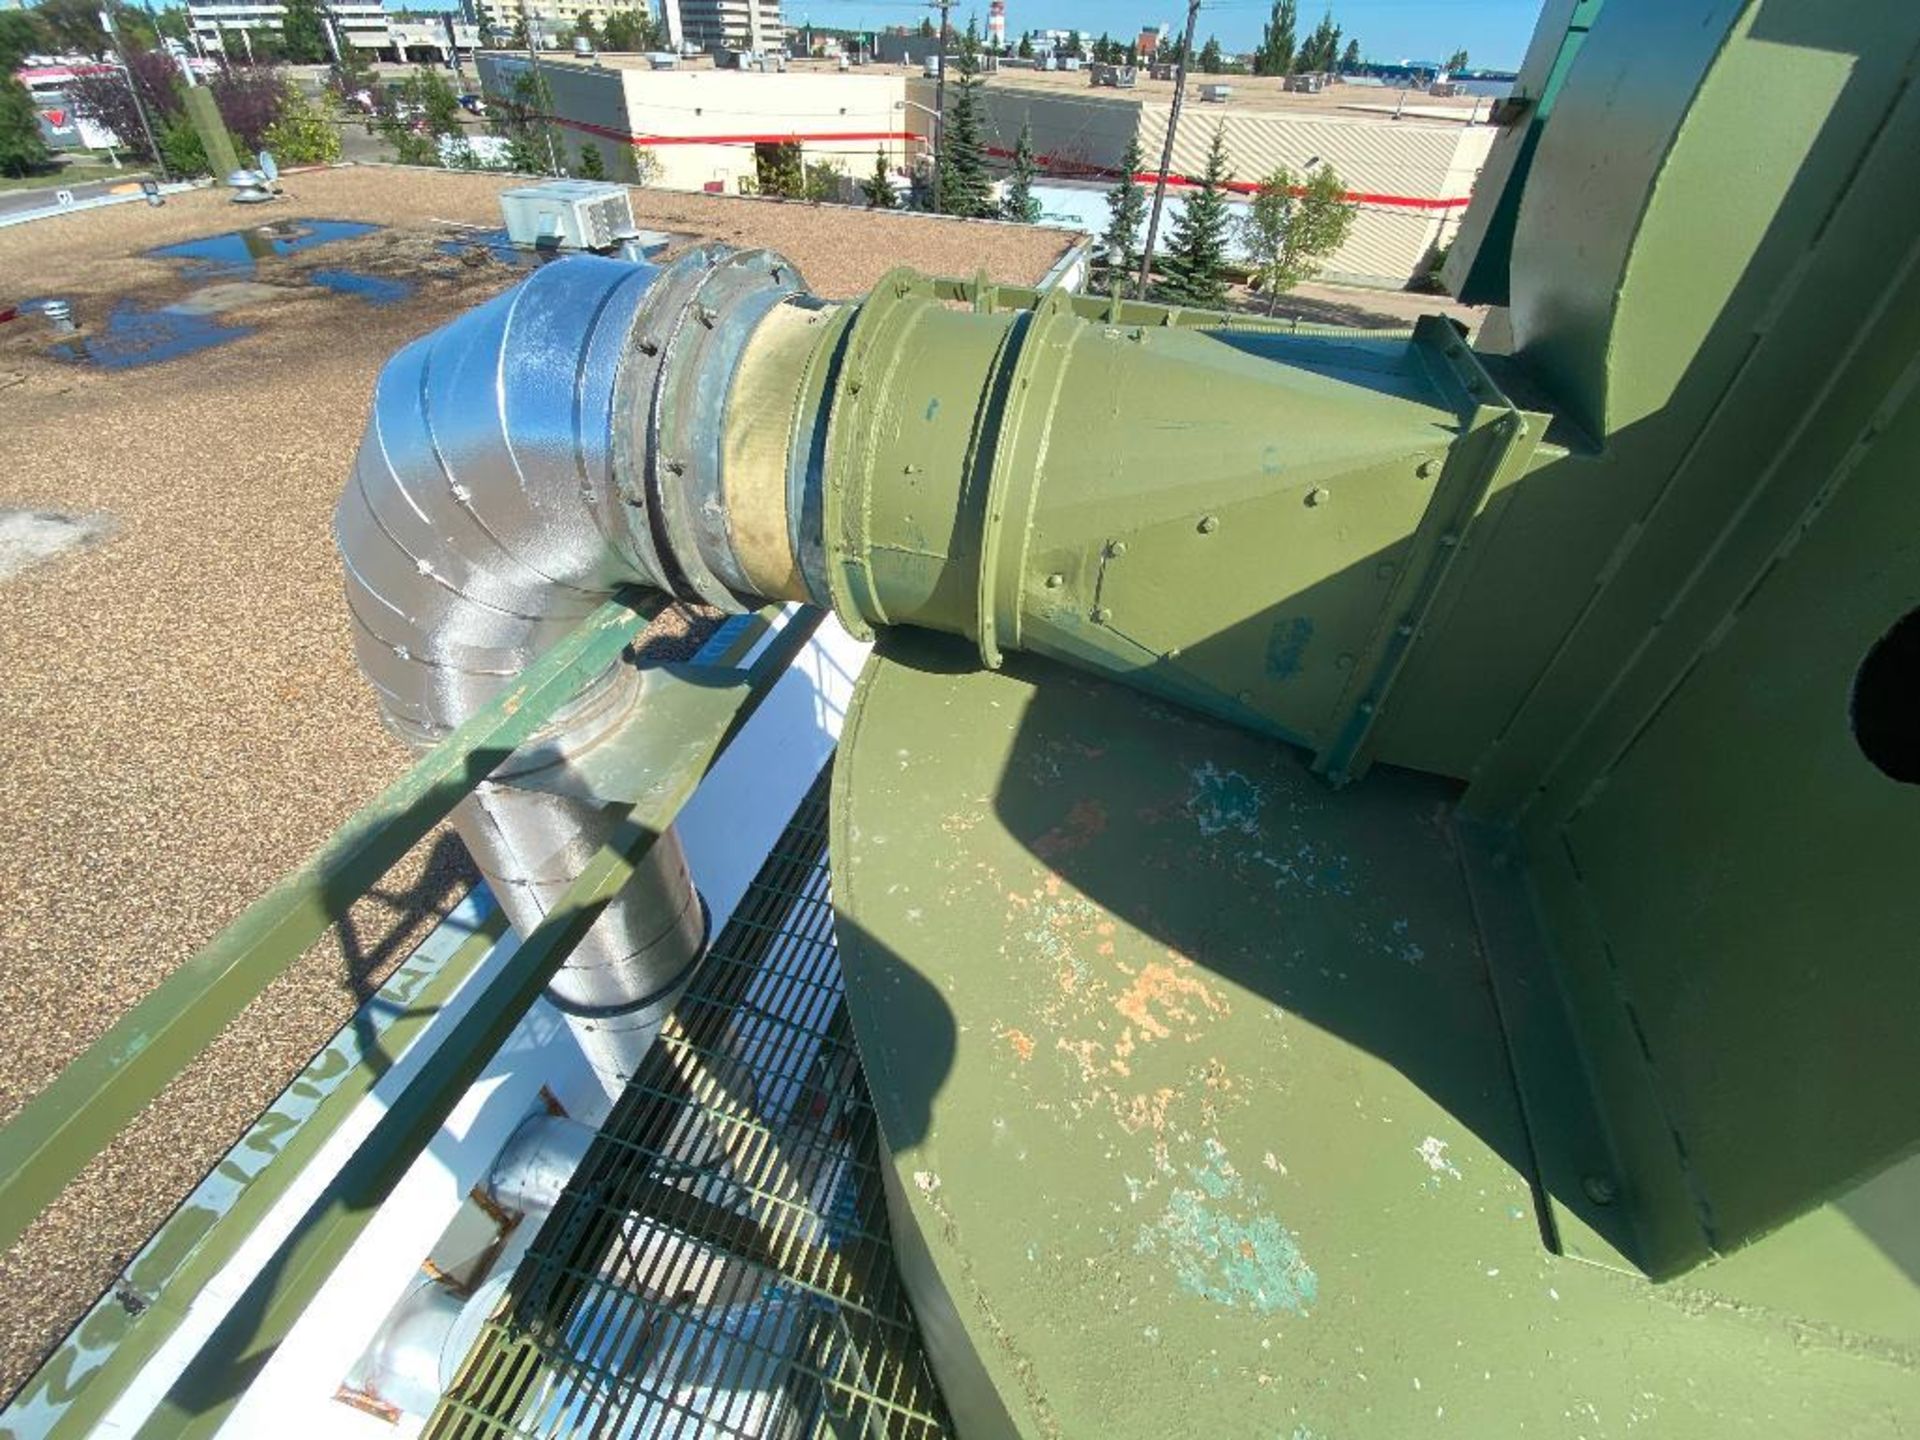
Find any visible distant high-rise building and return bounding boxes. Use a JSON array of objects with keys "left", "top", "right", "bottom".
[
  {"left": 475, "top": 0, "right": 630, "bottom": 43},
  {"left": 660, "top": 0, "right": 783, "bottom": 53}
]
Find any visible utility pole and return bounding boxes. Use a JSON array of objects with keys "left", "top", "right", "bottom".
[
  {"left": 98, "top": 7, "right": 168, "bottom": 181},
  {"left": 1137, "top": 0, "right": 1201, "bottom": 296},
  {"left": 520, "top": 0, "right": 561, "bottom": 175},
  {"left": 930, "top": 0, "right": 950, "bottom": 211}
]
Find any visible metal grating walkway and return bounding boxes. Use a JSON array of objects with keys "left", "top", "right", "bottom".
[{"left": 427, "top": 770, "right": 951, "bottom": 1440}]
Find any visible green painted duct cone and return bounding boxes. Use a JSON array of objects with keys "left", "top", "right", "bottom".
[
  {"left": 723, "top": 277, "right": 1534, "bottom": 774},
  {"left": 180, "top": 85, "right": 241, "bottom": 183}
]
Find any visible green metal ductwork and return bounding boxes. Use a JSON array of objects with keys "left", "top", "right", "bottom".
[{"left": 339, "top": 1, "right": 1920, "bottom": 1429}]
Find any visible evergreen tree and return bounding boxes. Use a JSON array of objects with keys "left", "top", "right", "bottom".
[
  {"left": 280, "top": 0, "right": 328, "bottom": 63},
  {"left": 0, "top": 74, "right": 51, "bottom": 178},
  {"left": 936, "top": 21, "right": 992, "bottom": 217},
  {"left": 861, "top": 147, "right": 897, "bottom": 207},
  {"left": 576, "top": 141, "right": 606, "bottom": 177},
  {"left": 1002, "top": 118, "right": 1040, "bottom": 222},
  {"left": 1101, "top": 133, "right": 1147, "bottom": 288},
  {"left": 1340, "top": 38, "right": 1361, "bottom": 72},
  {"left": 1445, "top": 48, "right": 1470, "bottom": 72},
  {"left": 1255, "top": 0, "right": 1296, "bottom": 76},
  {"left": 1198, "top": 36, "right": 1223, "bottom": 73},
  {"left": 1016, "top": 32, "right": 1032, "bottom": 59},
  {"left": 1158, "top": 125, "right": 1233, "bottom": 308}
]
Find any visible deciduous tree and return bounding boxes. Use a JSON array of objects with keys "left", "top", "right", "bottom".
[
  {"left": 1241, "top": 161, "right": 1356, "bottom": 309},
  {"left": 1254, "top": 0, "right": 1295, "bottom": 77},
  {"left": 279, "top": 0, "right": 329, "bottom": 64}
]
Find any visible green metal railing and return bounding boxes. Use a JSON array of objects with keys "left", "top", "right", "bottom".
[
  {"left": 931, "top": 272, "right": 1421, "bottom": 339},
  {"left": 0, "top": 594, "right": 827, "bottom": 1440}
]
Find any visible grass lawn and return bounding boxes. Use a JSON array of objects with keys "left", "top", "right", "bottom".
[{"left": 0, "top": 151, "right": 152, "bottom": 196}]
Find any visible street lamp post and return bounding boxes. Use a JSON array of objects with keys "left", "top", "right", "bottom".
[{"left": 98, "top": 7, "right": 168, "bottom": 181}]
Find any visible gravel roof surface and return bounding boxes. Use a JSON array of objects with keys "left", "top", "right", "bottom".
[{"left": 0, "top": 165, "right": 1073, "bottom": 1400}]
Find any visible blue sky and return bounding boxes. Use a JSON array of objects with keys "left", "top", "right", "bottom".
[{"left": 787, "top": 0, "right": 1545, "bottom": 71}]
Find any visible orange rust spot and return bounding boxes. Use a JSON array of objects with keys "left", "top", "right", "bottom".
[
  {"left": 1057, "top": 1036, "right": 1104, "bottom": 1082},
  {"left": 1000, "top": 1026, "right": 1036, "bottom": 1062},
  {"left": 1033, "top": 798, "right": 1110, "bottom": 860},
  {"left": 1238, "top": 1239, "right": 1258, "bottom": 1261},
  {"left": 1114, "top": 962, "right": 1228, "bottom": 1040}
]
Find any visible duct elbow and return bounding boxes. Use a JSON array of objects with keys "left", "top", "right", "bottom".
[{"left": 334, "top": 251, "right": 799, "bottom": 1095}]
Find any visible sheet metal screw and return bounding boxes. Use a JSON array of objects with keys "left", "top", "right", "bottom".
[
  {"left": 1335, "top": 652, "right": 1355, "bottom": 670},
  {"left": 1582, "top": 1175, "right": 1618, "bottom": 1206},
  {"left": 1236, "top": 690, "right": 1253, "bottom": 704},
  {"left": 1044, "top": 573, "right": 1064, "bottom": 589},
  {"left": 1106, "top": 540, "right": 1128, "bottom": 557},
  {"left": 1198, "top": 514, "right": 1220, "bottom": 534},
  {"left": 1093, "top": 606, "right": 1113, "bottom": 624},
  {"left": 638, "top": 337, "right": 659, "bottom": 356},
  {"left": 696, "top": 305, "right": 718, "bottom": 328},
  {"left": 1417, "top": 458, "right": 1438, "bottom": 479},
  {"left": 1305, "top": 487, "right": 1331, "bottom": 507},
  {"left": 1438, "top": 530, "right": 1460, "bottom": 548}
]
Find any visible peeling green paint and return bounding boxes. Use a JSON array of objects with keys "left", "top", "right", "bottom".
[{"left": 1137, "top": 1138, "right": 1318, "bottom": 1316}]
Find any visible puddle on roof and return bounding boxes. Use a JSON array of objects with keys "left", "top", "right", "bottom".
[
  {"left": 47, "top": 298, "right": 256, "bottom": 370},
  {"left": 437, "top": 227, "right": 545, "bottom": 269},
  {"left": 145, "top": 219, "right": 381, "bottom": 277},
  {"left": 309, "top": 269, "right": 413, "bottom": 306}
]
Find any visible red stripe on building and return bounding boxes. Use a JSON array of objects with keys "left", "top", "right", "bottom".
[
  {"left": 982, "top": 144, "right": 1470, "bottom": 211},
  {"left": 488, "top": 101, "right": 914, "bottom": 151},
  {"left": 486, "top": 105, "right": 1465, "bottom": 211}
]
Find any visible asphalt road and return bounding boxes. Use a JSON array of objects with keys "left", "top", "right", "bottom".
[{"left": 0, "top": 174, "right": 158, "bottom": 221}]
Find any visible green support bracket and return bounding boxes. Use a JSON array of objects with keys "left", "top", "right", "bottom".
[
  {"left": 0, "top": 593, "right": 661, "bottom": 1258},
  {"left": 1314, "top": 317, "right": 1548, "bottom": 784},
  {"left": 5, "top": 906, "right": 511, "bottom": 1440},
  {"left": 133, "top": 609, "right": 825, "bottom": 1440}
]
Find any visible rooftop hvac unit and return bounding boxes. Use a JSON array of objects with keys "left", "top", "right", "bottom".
[{"left": 498, "top": 181, "right": 635, "bottom": 252}]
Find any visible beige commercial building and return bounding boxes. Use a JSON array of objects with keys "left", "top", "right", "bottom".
[
  {"left": 477, "top": 55, "right": 916, "bottom": 193},
  {"left": 474, "top": 56, "right": 1497, "bottom": 286},
  {"left": 972, "top": 68, "right": 1498, "bottom": 287}
]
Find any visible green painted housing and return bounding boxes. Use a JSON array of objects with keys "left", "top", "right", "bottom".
[{"left": 810, "top": 0, "right": 1920, "bottom": 1430}]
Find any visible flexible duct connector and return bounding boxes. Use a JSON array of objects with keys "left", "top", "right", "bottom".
[{"left": 334, "top": 249, "right": 804, "bottom": 1094}]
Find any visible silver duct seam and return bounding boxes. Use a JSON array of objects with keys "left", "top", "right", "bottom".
[{"left": 334, "top": 250, "right": 791, "bottom": 1094}]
